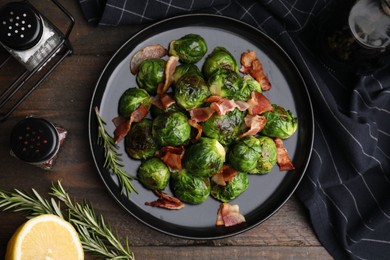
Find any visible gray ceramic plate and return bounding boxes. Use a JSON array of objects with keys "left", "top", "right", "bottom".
[{"left": 88, "top": 14, "right": 314, "bottom": 239}]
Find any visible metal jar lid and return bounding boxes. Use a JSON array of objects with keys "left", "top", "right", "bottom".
[
  {"left": 10, "top": 117, "right": 60, "bottom": 163},
  {"left": 0, "top": 2, "right": 43, "bottom": 51}
]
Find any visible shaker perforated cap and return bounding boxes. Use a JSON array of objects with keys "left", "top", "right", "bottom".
[
  {"left": 0, "top": 2, "right": 43, "bottom": 51},
  {"left": 10, "top": 117, "right": 59, "bottom": 163}
]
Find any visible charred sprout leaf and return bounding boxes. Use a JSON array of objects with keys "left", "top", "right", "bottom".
[
  {"left": 228, "top": 136, "right": 262, "bottom": 173},
  {"left": 202, "top": 108, "right": 245, "bottom": 146},
  {"left": 211, "top": 172, "right": 249, "bottom": 202},
  {"left": 152, "top": 111, "right": 191, "bottom": 146},
  {"left": 95, "top": 107, "right": 137, "bottom": 196},
  {"left": 118, "top": 88, "right": 151, "bottom": 118},
  {"left": 236, "top": 75, "right": 262, "bottom": 101},
  {"left": 261, "top": 104, "right": 297, "bottom": 139},
  {"left": 125, "top": 118, "right": 159, "bottom": 160},
  {"left": 252, "top": 136, "right": 277, "bottom": 174},
  {"left": 183, "top": 137, "right": 226, "bottom": 178},
  {"left": 0, "top": 181, "right": 135, "bottom": 260},
  {"left": 171, "top": 169, "right": 210, "bottom": 204},
  {"left": 136, "top": 58, "right": 166, "bottom": 95},
  {"left": 202, "top": 46, "right": 238, "bottom": 78},
  {"left": 174, "top": 73, "right": 210, "bottom": 110},
  {"left": 208, "top": 68, "right": 243, "bottom": 100},
  {"left": 169, "top": 34, "right": 207, "bottom": 63},
  {"left": 138, "top": 158, "right": 170, "bottom": 190},
  {"left": 172, "top": 63, "right": 201, "bottom": 84}
]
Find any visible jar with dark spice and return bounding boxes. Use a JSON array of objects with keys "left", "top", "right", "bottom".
[{"left": 10, "top": 117, "right": 67, "bottom": 170}]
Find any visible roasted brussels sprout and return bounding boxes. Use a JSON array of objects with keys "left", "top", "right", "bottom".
[
  {"left": 202, "top": 47, "right": 238, "bottom": 78},
  {"left": 124, "top": 118, "right": 159, "bottom": 160},
  {"left": 227, "top": 136, "right": 262, "bottom": 172},
  {"left": 152, "top": 111, "right": 191, "bottom": 146},
  {"left": 174, "top": 73, "right": 210, "bottom": 110},
  {"left": 253, "top": 136, "right": 277, "bottom": 174},
  {"left": 211, "top": 171, "right": 249, "bottom": 202},
  {"left": 235, "top": 75, "right": 262, "bottom": 101},
  {"left": 202, "top": 109, "right": 245, "bottom": 146},
  {"left": 118, "top": 88, "right": 151, "bottom": 118},
  {"left": 169, "top": 34, "right": 207, "bottom": 63},
  {"left": 261, "top": 104, "right": 298, "bottom": 139},
  {"left": 171, "top": 169, "right": 210, "bottom": 204},
  {"left": 208, "top": 68, "right": 243, "bottom": 99},
  {"left": 172, "top": 63, "right": 201, "bottom": 84},
  {"left": 138, "top": 158, "right": 170, "bottom": 190},
  {"left": 136, "top": 58, "right": 166, "bottom": 95},
  {"left": 183, "top": 137, "right": 226, "bottom": 178}
]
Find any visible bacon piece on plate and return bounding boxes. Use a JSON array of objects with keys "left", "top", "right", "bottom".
[
  {"left": 239, "top": 114, "right": 267, "bottom": 138},
  {"left": 204, "top": 95, "right": 223, "bottom": 103},
  {"left": 113, "top": 104, "right": 149, "bottom": 143},
  {"left": 156, "top": 146, "right": 185, "bottom": 172},
  {"left": 247, "top": 91, "right": 273, "bottom": 115},
  {"left": 145, "top": 190, "right": 184, "bottom": 210},
  {"left": 130, "top": 44, "right": 167, "bottom": 74},
  {"left": 159, "top": 56, "right": 179, "bottom": 96},
  {"left": 189, "top": 106, "right": 216, "bottom": 122},
  {"left": 211, "top": 165, "right": 239, "bottom": 186},
  {"left": 216, "top": 203, "right": 246, "bottom": 227},
  {"left": 240, "top": 50, "right": 271, "bottom": 91},
  {"left": 188, "top": 119, "right": 203, "bottom": 142},
  {"left": 274, "top": 138, "right": 295, "bottom": 171}
]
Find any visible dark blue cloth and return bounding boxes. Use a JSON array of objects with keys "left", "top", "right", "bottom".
[{"left": 78, "top": 0, "right": 390, "bottom": 259}]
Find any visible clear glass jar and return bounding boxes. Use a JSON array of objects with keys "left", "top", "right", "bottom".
[{"left": 0, "top": 2, "right": 62, "bottom": 71}]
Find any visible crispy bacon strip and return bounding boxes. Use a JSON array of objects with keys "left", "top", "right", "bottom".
[
  {"left": 274, "top": 138, "right": 295, "bottom": 171},
  {"left": 240, "top": 50, "right": 271, "bottom": 91},
  {"left": 145, "top": 190, "right": 184, "bottom": 210},
  {"left": 211, "top": 165, "right": 239, "bottom": 186},
  {"left": 156, "top": 146, "right": 185, "bottom": 172},
  {"left": 130, "top": 44, "right": 167, "bottom": 74},
  {"left": 158, "top": 56, "right": 179, "bottom": 96},
  {"left": 247, "top": 91, "right": 273, "bottom": 115},
  {"left": 216, "top": 203, "right": 246, "bottom": 227},
  {"left": 189, "top": 106, "right": 216, "bottom": 122},
  {"left": 113, "top": 104, "right": 149, "bottom": 143},
  {"left": 204, "top": 95, "right": 223, "bottom": 103},
  {"left": 239, "top": 114, "right": 267, "bottom": 138},
  {"left": 188, "top": 119, "right": 203, "bottom": 142}
]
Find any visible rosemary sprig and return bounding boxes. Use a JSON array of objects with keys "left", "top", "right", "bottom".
[
  {"left": 95, "top": 106, "right": 137, "bottom": 196},
  {"left": 0, "top": 181, "right": 135, "bottom": 260}
]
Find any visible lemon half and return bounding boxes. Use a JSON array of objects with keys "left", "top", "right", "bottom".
[{"left": 5, "top": 214, "right": 84, "bottom": 260}]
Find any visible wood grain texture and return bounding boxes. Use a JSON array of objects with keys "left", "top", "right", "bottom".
[{"left": 0, "top": 0, "right": 332, "bottom": 259}]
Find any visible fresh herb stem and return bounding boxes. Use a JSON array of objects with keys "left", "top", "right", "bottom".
[
  {"left": 95, "top": 106, "right": 137, "bottom": 196},
  {"left": 0, "top": 181, "right": 135, "bottom": 260}
]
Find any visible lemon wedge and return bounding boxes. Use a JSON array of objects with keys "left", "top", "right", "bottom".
[{"left": 5, "top": 214, "right": 84, "bottom": 260}]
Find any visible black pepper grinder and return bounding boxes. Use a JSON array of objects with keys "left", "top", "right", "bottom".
[
  {"left": 10, "top": 117, "right": 67, "bottom": 170},
  {"left": 0, "top": 1, "right": 62, "bottom": 71}
]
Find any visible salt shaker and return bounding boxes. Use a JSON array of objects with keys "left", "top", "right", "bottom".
[
  {"left": 0, "top": 1, "right": 62, "bottom": 71},
  {"left": 10, "top": 117, "right": 67, "bottom": 170}
]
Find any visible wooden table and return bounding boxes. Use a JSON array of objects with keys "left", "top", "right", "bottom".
[{"left": 0, "top": 1, "right": 332, "bottom": 259}]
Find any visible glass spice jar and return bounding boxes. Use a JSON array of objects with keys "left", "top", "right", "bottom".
[
  {"left": 10, "top": 117, "right": 67, "bottom": 170},
  {"left": 0, "top": 1, "right": 62, "bottom": 71}
]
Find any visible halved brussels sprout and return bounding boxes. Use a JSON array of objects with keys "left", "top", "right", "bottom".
[
  {"left": 261, "top": 104, "right": 297, "bottom": 139},
  {"left": 252, "top": 136, "right": 277, "bottom": 174},
  {"left": 138, "top": 157, "right": 170, "bottom": 190},
  {"left": 169, "top": 34, "right": 207, "bottom": 63},
  {"left": 174, "top": 73, "right": 210, "bottom": 110},
  {"left": 136, "top": 58, "right": 166, "bottom": 95},
  {"left": 211, "top": 171, "right": 249, "bottom": 202},
  {"left": 235, "top": 75, "right": 262, "bottom": 101},
  {"left": 183, "top": 137, "right": 226, "bottom": 178},
  {"left": 171, "top": 169, "right": 210, "bottom": 204},
  {"left": 125, "top": 118, "right": 159, "bottom": 160},
  {"left": 152, "top": 111, "right": 191, "bottom": 146},
  {"left": 202, "top": 47, "right": 238, "bottom": 78},
  {"left": 118, "top": 88, "right": 151, "bottom": 118},
  {"left": 172, "top": 63, "right": 201, "bottom": 84},
  {"left": 202, "top": 108, "right": 245, "bottom": 146},
  {"left": 208, "top": 68, "right": 243, "bottom": 100},
  {"left": 227, "top": 136, "right": 262, "bottom": 172}
]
